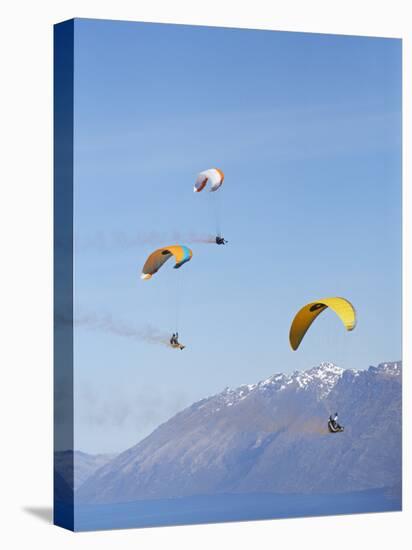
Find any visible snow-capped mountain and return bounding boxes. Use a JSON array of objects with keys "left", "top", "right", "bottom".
[
  {"left": 77, "top": 361, "right": 401, "bottom": 504},
  {"left": 212, "top": 362, "right": 345, "bottom": 407}
]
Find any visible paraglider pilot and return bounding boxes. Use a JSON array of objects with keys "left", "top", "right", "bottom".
[
  {"left": 328, "top": 412, "right": 343, "bottom": 432},
  {"left": 216, "top": 236, "right": 228, "bottom": 245},
  {"left": 170, "top": 332, "right": 185, "bottom": 350}
]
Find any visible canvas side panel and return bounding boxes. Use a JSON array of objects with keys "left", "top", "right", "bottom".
[{"left": 53, "top": 19, "right": 75, "bottom": 532}]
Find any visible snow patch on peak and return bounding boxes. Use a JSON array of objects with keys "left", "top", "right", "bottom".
[
  {"left": 375, "top": 361, "right": 402, "bottom": 376},
  {"left": 287, "top": 362, "right": 345, "bottom": 399},
  {"left": 307, "top": 361, "right": 344, "bottom": 377},
  {"left": 202, "top": 361, "right": 402, "bottom": 416},
  {"left": 212, "top": 362, "right": 348, "bottom": 411}
]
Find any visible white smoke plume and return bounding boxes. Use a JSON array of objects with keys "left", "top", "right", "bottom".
[
  {"left": 75, "top": 231, "right": 216, "bottom": 251},
  {"left": 56, "top": 311, "right": 171, "bottom": 348}
]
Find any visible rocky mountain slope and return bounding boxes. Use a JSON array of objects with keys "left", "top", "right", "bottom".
[
  {"left": 55, "top": 450, "right": 117, "bottom": 490},
  {"left": 77, "top": 361, "right": 401, "bottom": 503}
]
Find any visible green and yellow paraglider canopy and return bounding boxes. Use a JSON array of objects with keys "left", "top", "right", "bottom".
[
  {"left": 141, "top": 245, "right": 193, "bottom": 280},
  {"left": 289, "top": 297, "right": 356, "bottom": 351}
]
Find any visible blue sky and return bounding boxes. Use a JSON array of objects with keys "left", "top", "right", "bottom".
[{"left": 71, "top": 19, "right": 401, "bottom": 453}]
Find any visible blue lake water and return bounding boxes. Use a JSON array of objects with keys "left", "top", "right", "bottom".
[{"left": 54, "top": 487, "right": 401, "bottom": 531}]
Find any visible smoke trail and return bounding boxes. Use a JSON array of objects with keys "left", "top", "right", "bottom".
[
  {"left": 240, "top": 414, "right": 329, "bottom": 436},
  {"left": 74, "top": 231, "right": 216, "bottom": 251},
  {"left": 55, "top": 311, "right": 171, "bottom": 348},
  {"left": 295, "top": 417, "right": 330, "bottom": 436},
  {"left": 186, "top": 233, "right": 216, "bottom": 244}
]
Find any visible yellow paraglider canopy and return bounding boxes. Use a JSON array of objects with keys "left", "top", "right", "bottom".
[{"left": 289, "top": 297, "right": 356, "bottom": 351}]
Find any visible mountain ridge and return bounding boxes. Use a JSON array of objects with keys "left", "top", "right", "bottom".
[
  {"left": 77, "top": 361, "right": 402, "bottom": 503},
  {"left": 55, "top": 450, "right": 117, "bottom": 490}
]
